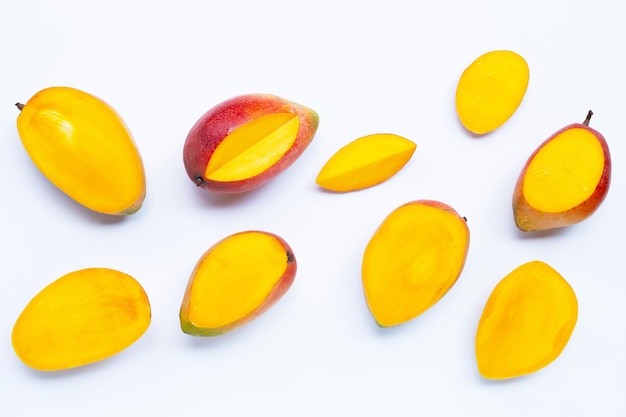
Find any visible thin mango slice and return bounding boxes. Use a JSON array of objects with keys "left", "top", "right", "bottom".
[
  {"left": 206, "top": 113, "right": 300, "bottom": 181},
  {"left": 16, "top": 86, "right": 146, "bottom": 215},
  {"left": 362, "top": 200, "right": 470, "bottom": 327},
  {"left": 180, "top": 231, "right": 296, "bottom": 336},
  {"left": 456, "top": 50, "right": 529, "bottom": 134},
  {"left": 316, "top": 133, "right": 416, "bottom": 192},
  {"left": 12, "top": 268, "right": 151, "bottom": 371},
  {"left": 475, "top": 261, "right": 578, "bottom": 379}
]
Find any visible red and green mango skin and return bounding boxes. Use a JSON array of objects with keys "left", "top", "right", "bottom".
[
  {"left": 183, "top": 94, "right": 319, "bottom": 193},
  {"left": 179, "top": 231, "right": 297, "bottom": 336},
  {"left": 512, "top": 121, "right": 611, "bottom": 231}
]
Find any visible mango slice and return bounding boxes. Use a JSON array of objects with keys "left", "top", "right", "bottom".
[
  {"left": 316, "top": 133, "right": 417, "bottom": 192},
  {"left": 12, "top": 268, "right": 151, "bottom": 371},
  {"left": 180, "top": 231, "right": 296, "bottom": 336},
  {"left": 475, "top": 261, "right": 578, "bottom": 379},
  {"left": 206, "top": 113, "right": 300, "bottom": 181},
  {"left": 362, "top": 200, "right": 470, "bottom": 327},
  {"left": 455, "top": 50, "right": 529, "bottom": 135},
  {"left": 16, "top": 86, "right": 146, "bottom": 215}
]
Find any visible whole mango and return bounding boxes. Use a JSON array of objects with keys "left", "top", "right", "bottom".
[{"left": 16, "top": 86, "right": 146, "bottom": 215}]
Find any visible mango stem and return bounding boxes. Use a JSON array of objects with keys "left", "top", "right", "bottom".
[
  {"left": 15, "top": 103, "right": 25, "bottom": 111},
  {"left": 583, "top": 110, "right": 593, "bottom": 126},
  {"left": 194, "top": 175, "right": 205, "bottom": 187}
]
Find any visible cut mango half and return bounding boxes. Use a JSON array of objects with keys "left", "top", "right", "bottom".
[
  {"left": 180, "top": 231, "right": 296, "bottom": 336},
  {"left": 475, "top": 261, "right": 578, "bottom": 379},
  {"left": 12, "top": 268, "right": 151, "bottom": 371},
  {"left": 456, "top": 50, "right": 529, "bottom": 134},
  {"left": 316, "top": 133, "right": 416, "bottom": 192},
  {"left": 205, "top": 113, "right": 299, "bottom": 181},
  {"left": 362, "top": 200, "right": 469, "bottom": 327},
  {"left": 522, "top": 127, "right": 605, "bottom": 212}
]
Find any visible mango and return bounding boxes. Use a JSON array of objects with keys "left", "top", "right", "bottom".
[
  {"left": 12, "top": 268, "right": 151, "bottom": 371},
  {"left": 362, "top": 200, "right": 470, "bottom": 327},
  {"left": 316, "top": 133, "right": 416, "bottom": 192},
  {"left": 15, "top": 86, "right": 146, "bottom": 215},
  {"left": 513, "top": 111, "right": 611, "bottom": 231},
  {"left": 455, "top": 50, "right": 529, "bottom": 135},
  {"left": 180, "top": 231, "right": 296, "bottom": 336},
  {"left": 183, "top": 94, "right": 319, "bottom": 193},
  {"left": 475, "top": 261, "right": 578, "bottom": 379}
]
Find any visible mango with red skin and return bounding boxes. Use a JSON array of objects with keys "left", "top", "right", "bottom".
[
  {"left": 179, "top": 230, "right": 297, "bottom": 336},
  {"left": 183, "top": 94, "right": 319, "bottom": 193},
  {"left": 512, "top": 113, "right": 611, "bottom": 231}
]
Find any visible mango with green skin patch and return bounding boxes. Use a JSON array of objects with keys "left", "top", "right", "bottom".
[
  {"left": 183, "top": 94, "right": 319, "bottom": 193},
  {"left": 180, "top": 231, "right": 296, "bottom": 336},
  {"left": 513, "top": 111, "right": 611, "bottom": 231}
]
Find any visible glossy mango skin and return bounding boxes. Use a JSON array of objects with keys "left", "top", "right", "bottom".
[
  {"left": 16, "top": 87, "right": 146, "bottom": 215},
  {"left": 183, "top": 94, "right": 319, "bottom": 193}
]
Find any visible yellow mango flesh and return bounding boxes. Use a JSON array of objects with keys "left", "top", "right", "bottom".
[
  {"left": 456, "top": 50, "right": 529, "bottom": 134},
  {"left": 205, "top": 113, "right": 299, "bottom": 181},
  {"left": 362, "top": 201, "right": 470, "bottom": 327},
  {"left": 12, "top": 268, "right": 151, "bottom": 371},
  {"left": 475, "top": 261, "right": 578, "bottom": 379},
  {"left": 181, "top": 231, "right": 295, "bottom": 335},
  {"left": 16, "top": 87, "right": 146, "bottom": 215},
  {"left": 316, "top": 133, "right": 417, "bottom": 192},
  {"left": 523, "top": 127, "right": 605, "bottom": 212}
]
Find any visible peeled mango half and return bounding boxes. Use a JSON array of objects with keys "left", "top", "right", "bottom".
[{"left": 12, "top": 268, "right": 151, "bottom": 371}]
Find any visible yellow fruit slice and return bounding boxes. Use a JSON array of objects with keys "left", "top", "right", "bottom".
[
  {"left": 362, "top": 200, "right": 470, "bottom": 327},
  {"left": 16, "top": 86, "right": 146, "bottom": 215},
  {"left": 522, "top": 127, "right": 605, "bottom": 212},
  {"left": 205, "top": 113, "right": 300, "bottom": 181},
  {"left": 475, "top": 261, "right": 578, "bottom": 379},
  {"left": 180, "top": 231, "right": 296, "bottom": 336},
  {"left": 12, "top": 268, "right": 151, "bottom": 371},
  {"left": 316, "top": 133, "right": 416, "bottom": 192},
  {"left": 456, "top": 50, "right": 529, "bottom": 134}
]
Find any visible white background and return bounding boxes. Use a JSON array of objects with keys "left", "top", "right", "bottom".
[{"left": 1, "top": 1, "right": 625, "bottom": 416}]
